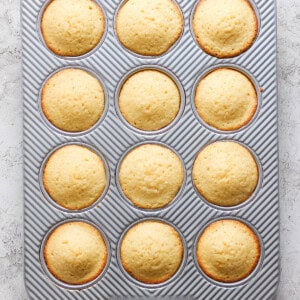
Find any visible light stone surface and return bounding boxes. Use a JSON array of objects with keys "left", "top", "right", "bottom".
[{"left": 0, "top": 0, "right": 299, "bottom": 299}]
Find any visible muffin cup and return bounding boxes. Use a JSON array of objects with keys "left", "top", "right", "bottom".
[
  {"left": 116, "top": 141, "right": 187, "bottom": 213},
  {"left": 117, "top": 217, "right": 188, "bottom": 289},
  {"left": 39, "top": 218, "right": 111, "bottom": 290},
  {"left": 191, "top": 139, "right": 263, "bottom": 211},
  {"left": 193, "top": 216, "right": 264, "bottom": 288},
  {"left": 38, "top": 66, "right": 109, "bottom": 137},
  {"left": 39, "top": 142, "right": 111, "bottom": 213},
  {"left": 189, "top": 0, "right": 261, "bottom": 58},
  {"left": 37, "top": 0, "right": 108, "bottom": 60},
  {"left": 115, "top": 65, "right": 186, "bottom": 136},
  {"left": 113, "top": 0, "right": 184, "bottom": 59},
  {"left": 191, "top": 63, "right": 262, "bottom": 134}
]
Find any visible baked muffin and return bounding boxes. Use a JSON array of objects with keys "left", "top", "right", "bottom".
[
  {"left": 43, "top": 145, "right": 107, "bottom": 210},
  {"left": 196, "top": 219, "right": 260, "bottom": 283},
  {"left": 193, "top": 141, "right": 258, "bottom": 207},
  {"left": 41, "top": 68, "right": 105, "bottom": 132},
  {"left": 116, "top": 0, "right": 183, "bottom": 56},
  {"left": 41, "top": 0, "right": 105, "bottom": 56},
  {"left": 193, "top": 0, "right": 258, "bottom": 58},
  {"left": 119, "top": 70, "right": 181, "bottom": 131},
  {"left": 119, "top": 144, "right": 184, "bottom": 209},
  {"left": 44, "top": 221, "right": 107, "bottom": 285},
  {"left": 195, "top": 68, "right": 257, "bottom": 131},
  {"left": 120, "top": 220, "right": 183, "bottom": 284}
]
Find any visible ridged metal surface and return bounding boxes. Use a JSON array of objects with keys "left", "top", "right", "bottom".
[{"left": 22, "top": 0, "right": 279, "bottom": 299}]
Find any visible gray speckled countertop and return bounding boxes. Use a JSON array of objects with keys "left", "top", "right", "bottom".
[{"left": 0, "top": 0, "right": 299, "bottom": 299}]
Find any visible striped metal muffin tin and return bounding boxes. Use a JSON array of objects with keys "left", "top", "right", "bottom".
[{"left": 22, "top": 0, "right": 279, "bottom": 299}]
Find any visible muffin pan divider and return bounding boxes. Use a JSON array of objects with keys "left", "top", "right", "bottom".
[{"left": 22, "top": 0, "right": 279, "bottom": 299}]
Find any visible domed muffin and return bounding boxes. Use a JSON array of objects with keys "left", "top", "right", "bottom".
[
  {"left": 41, "top": 0, "right": 105, "bottom": 56},
  {"left": 195, "top": 68, "right": 257, "bottom": 131},
  {"left": 120, "top": 220, "right": 183, "bottom": 284},
  {"left": 41, "top": 68, "right": 105, "bottom": 132},
  {"left": 119, "top": 144, "right": 184, "bottom": 209},
  {"left": 43, "top": 145, "right": 107, "bottom": 210},
  {"left": 192, "top": 141, "right": 258, "bottom": 207},
  {"left": 44, "top": 221, "right": 108, "bottom": 285},
  {"left": 192, "top": 0, "right": 258, "bottom": 58},
  {"left": 119, "top": 70, "right": 181, "bottom": 131},
  {"left": 196, "top": 219, "right": 260, "bottom": 283},
  {"left": 116, "top": 0, "right": 183, "bottom": 56}
]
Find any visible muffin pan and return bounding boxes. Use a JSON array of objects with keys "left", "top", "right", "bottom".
[{"left": 22, "top": 0, "right": 279, "bottom": 299}]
